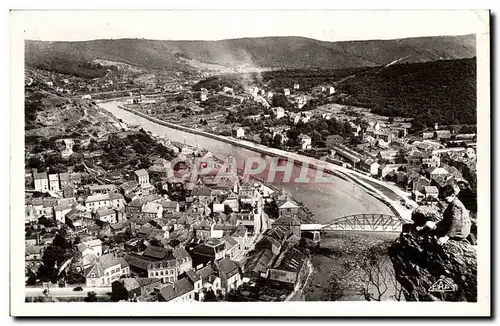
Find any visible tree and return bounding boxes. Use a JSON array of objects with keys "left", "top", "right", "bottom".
[
  {"left": 272, "top": 134, "right": 283, "bottom": 149},
  {"left": 27, "top": 157, "right": 43, "bottom": 171},
  {"left": 85, "top": 291, "right": 98, "bottom": 302}
]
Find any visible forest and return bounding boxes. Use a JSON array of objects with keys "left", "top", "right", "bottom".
[{"left": 193, "top": 58, "right": 476, "bottom": 126}]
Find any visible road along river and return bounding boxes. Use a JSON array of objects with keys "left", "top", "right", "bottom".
[{"left": 99, "top": 101, "right": 398, "bottom": 224}]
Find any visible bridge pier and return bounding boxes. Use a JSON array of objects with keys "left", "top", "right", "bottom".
[{"left": 312, "top": 231, "right": 321, "bottom": 243}]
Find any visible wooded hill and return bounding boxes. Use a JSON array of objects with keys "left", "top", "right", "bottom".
[{"left": 26, "top": 34, "right": 475, "bottom": 75}]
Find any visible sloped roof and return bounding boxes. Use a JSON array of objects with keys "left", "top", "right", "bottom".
[
  {"left": 192, "top": 187, "right": 212, "bottom": 197},
  {"left": 162, "top": 201, "right": 179, "bottom": 209},
  {"left": 276, "top": 199, "right": 299, "bottom": 209},
  {"left": 136, "top": 277, "right": 161, "bottom": 288},
  {"left": 424, "top": 186, "right": 439, "bottom": 194},
  {"left": 185, "top": 269, "right": 201, "bottom": 283},
  {"left": 86, "top": 193, "right": 110, "bottom": 203},
  {"left": 173, "top": 247, "right": 191, "bottom": 261},
  {"left": 122, "top": 278, "right": 140, "bottom": 292},
  {"left": 110, "top": 220, "right": 130, "bottom": 230},
  {"left": 272, "top": 247, "right": 307, "bottom": 273},
  {"left": 430, "top": 167, "right": 450, "bottom": 175},
  {"left": 143, "top": 245, "right": 172, "bottom": 260},
  {"left": 217, "top": 258, "right": 239, "bottom": 277},
  {"left": 159, "top": 278, "right": 194, "bottom": 301},
  {"left": 245, "top": 249, "right": 275, "bottom": 275},
  {"left": 273, "top": 214, "right": 301, "bottom": 227},
  {"left": 96, "top": 208, "right": 115, "bottom": 217},
  {"left": 134, "top": 169, "right": 149, "bottom": 177},
  {"left": 232, "top": 225, "right": 248, "bottom": 238},
  {"left": 221, "top": 235, "right": 238, "bottom": 249},
  {"left": 124, "top": 254, "right": 150, "bottom": 271}
]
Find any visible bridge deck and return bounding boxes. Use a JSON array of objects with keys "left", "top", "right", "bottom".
[{"left": 300, "top": 214, "right": 407, "bottom": 232}]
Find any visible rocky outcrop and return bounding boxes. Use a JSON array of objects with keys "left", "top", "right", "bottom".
[
  {"left": 411, "top": 205, "right": 442, "bottom": 227},
  {"left": 389, "top": 206, "right": 477, "bottom": 302}
]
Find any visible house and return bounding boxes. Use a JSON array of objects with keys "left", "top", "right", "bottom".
[
  {"left": 299, "top": 134, "right": 312, "bottom": 150},
  {"left": 434, "top": 130, "right": 452, "bottom": 140},
  {"left": 108, "top": 192, "right": 126, "bottom": 210},
  {"left": 232, "top": 126, "right": 245, "bottom": 139},
  {"left": 110, "top": 220, "right": 131, "bottom": 235},
  {"left": 293, "top": 83, "right": 300, "bottom": 90},
  {"left": 95, "top": 208, "right": 117, "bottom": 224},
  {"left": 412, "top": 190, "right": 425, "bottom": 203},
  {"left": 231, "top": 224, "right": 249, "bottom": 250},
  {"left": 173, "top": 247, "right": 193, "bottom": 275},
  {"left": 191, "top": 238, "right": 226, "bottom": 268},
  {"left": 255, "top": 226, "right": 288, "bottom": 255},
  {"left": 78, "top": 240, "right": 102, "bottom": 258},
  {"left": 272, "top": 214, "right": 301, "bottom": 238},
  {"left": 430, "top": 167, "right": 450, "bottom": 178},
  {"left": 126, "top": 198, "right": 143, "bottom": 219},
  {"left": 214, "top": 258, "right": 242, "bottom": 293},
  {"left": 268, "top": 247, "right": 309, "bottom": 289},
  {"left": 33, "top": 172, "right": 49, "bottom": 192},
  {"left": 424, "top": 186, "right": 440, "bottom": 200},
  {"left": 147, "top": 259, "right": 178, "bottom": 283},
  {"left": 283, "top": 88, "right": 290, "bottom": 96},
  {"left": 53, "top": 204, "right": 72, "bottom": 223},
  {"left": 221, "top": 236, "right": 239, "bottom": 259},
  {"left": 362, "top": 158, "right": 380, "bottom": 176},
  {"left": 85, "top": 184, "right": 119, "bottom": 195},
  {"left": 84, "top": 253, "right": 129, "bottom": 287},
  {"left": 244, "top": 249, "right": 275, "bottom": 279},
  {"left": 194, "top": 219, "right": 214, "bottom": 240},
  {"left": 134, "top": 169, "right": 150, "bottom": 186},
  {"left": 272, "top": 107, "right": 285, "bottom": 119},
  {"left": 378, "top": 164, "right": 403, "bottom": 179},
  {"left": 159, "top": 277, "right": 196, "bottom": 302},
  {"left": 111, "top": 277, "right": 162, "bottom": 301},
  {"left": 141, "top": 202, "right": 163, "bottom": 219},
  {"left": 276, "top": 198, "right": 300, "bottom": 219},
  {"left": 186, "top": 200, "right": 212, "bottom": 217},
  {"left": 196, "top": 264, "right": 222, "bottom": 295},
  {"left": 85, "top": 194, "right": 111, "bottom": 212},
  {"left": 328, "top": 86, "right": 336, "bottom": 95},
  {"left": 191, "top": 187, "right": 213, "bottom": 204},
  {"left": 162, "top": 200, "right": 180, "bottom": 215},
  {"left": 48, "top": 174, "right": 60, "bottom": 192},
  {"left": 377, "top": 150, "right": 398, "bottom": 163}
]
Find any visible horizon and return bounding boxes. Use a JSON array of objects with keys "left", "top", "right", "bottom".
[
  {"left": 16, "top": 10, "right": 486, "bottom": 43},
  {"left": 24, "top": 32, "right": 477, "bottom": 44}
]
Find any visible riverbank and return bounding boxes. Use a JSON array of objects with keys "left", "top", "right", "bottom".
[{"left": 111, "top": 103, "right": 412, "bottom": 221}]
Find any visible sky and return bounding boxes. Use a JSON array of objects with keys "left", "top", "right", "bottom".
[{"left": 15, "top": 10, "right": 488, "bottom": 42}]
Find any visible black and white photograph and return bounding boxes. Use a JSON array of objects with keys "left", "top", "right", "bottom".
[{"left": 9, "top": 8, "right": 491, "bottom": 317}]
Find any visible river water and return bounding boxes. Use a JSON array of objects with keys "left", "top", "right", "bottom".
[{"left": 99, "top": 101, "right": 392, "bottom": 223}]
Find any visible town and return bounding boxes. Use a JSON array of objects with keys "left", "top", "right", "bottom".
[{"left": 23, "top": 36, "right": 478, "bottom": 304}]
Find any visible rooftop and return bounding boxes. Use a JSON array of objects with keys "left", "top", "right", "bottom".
[
  {"left": 159, "top": 278, "right": 194, "bottom": 301},
  {"left": 86, "top": 193, "right": 110, "bottom": 203},
  {"left": 134, "top": 169, "right": 149, "bottom": 177}
]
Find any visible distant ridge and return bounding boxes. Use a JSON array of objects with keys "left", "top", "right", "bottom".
[{"left": 25, "top": 34, "right": 476, "bottom": 72}]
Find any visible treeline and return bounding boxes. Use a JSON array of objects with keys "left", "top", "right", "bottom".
[
  {"left": 338, "top": 58, "right": 477, "bottom": 126},
  {"left": 26, "top": 56, "right": 109, "bottom": 79}
]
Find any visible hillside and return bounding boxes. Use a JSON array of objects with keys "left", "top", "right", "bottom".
[
  {"left": 338, "top": 58, "right": 477, "bottom": 126},
  {"left": 25, "top": 73, "right": 123, "bottom": 141},
  {"left": 193, "top": 58, "right": 476, "bottom": 125},
  {"left": 25, "top": 34, "right": 476, "bottom": 75}
]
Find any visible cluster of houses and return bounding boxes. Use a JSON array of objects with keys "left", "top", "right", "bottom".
[{"left": 25, "top": 135, "right": 310, "bottom": 302}]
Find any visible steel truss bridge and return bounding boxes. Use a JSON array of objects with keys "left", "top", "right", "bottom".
[{"left": 301, "top": 214, "right": 407, "bottom": 233}]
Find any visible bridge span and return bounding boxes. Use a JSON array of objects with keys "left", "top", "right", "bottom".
[{"left": 300, "top": 214, "right": 409, "bottom": 242}]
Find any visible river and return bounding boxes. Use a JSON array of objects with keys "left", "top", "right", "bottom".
[{"left": 99, "top": 101, "right": 392, "bottom": 223}]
